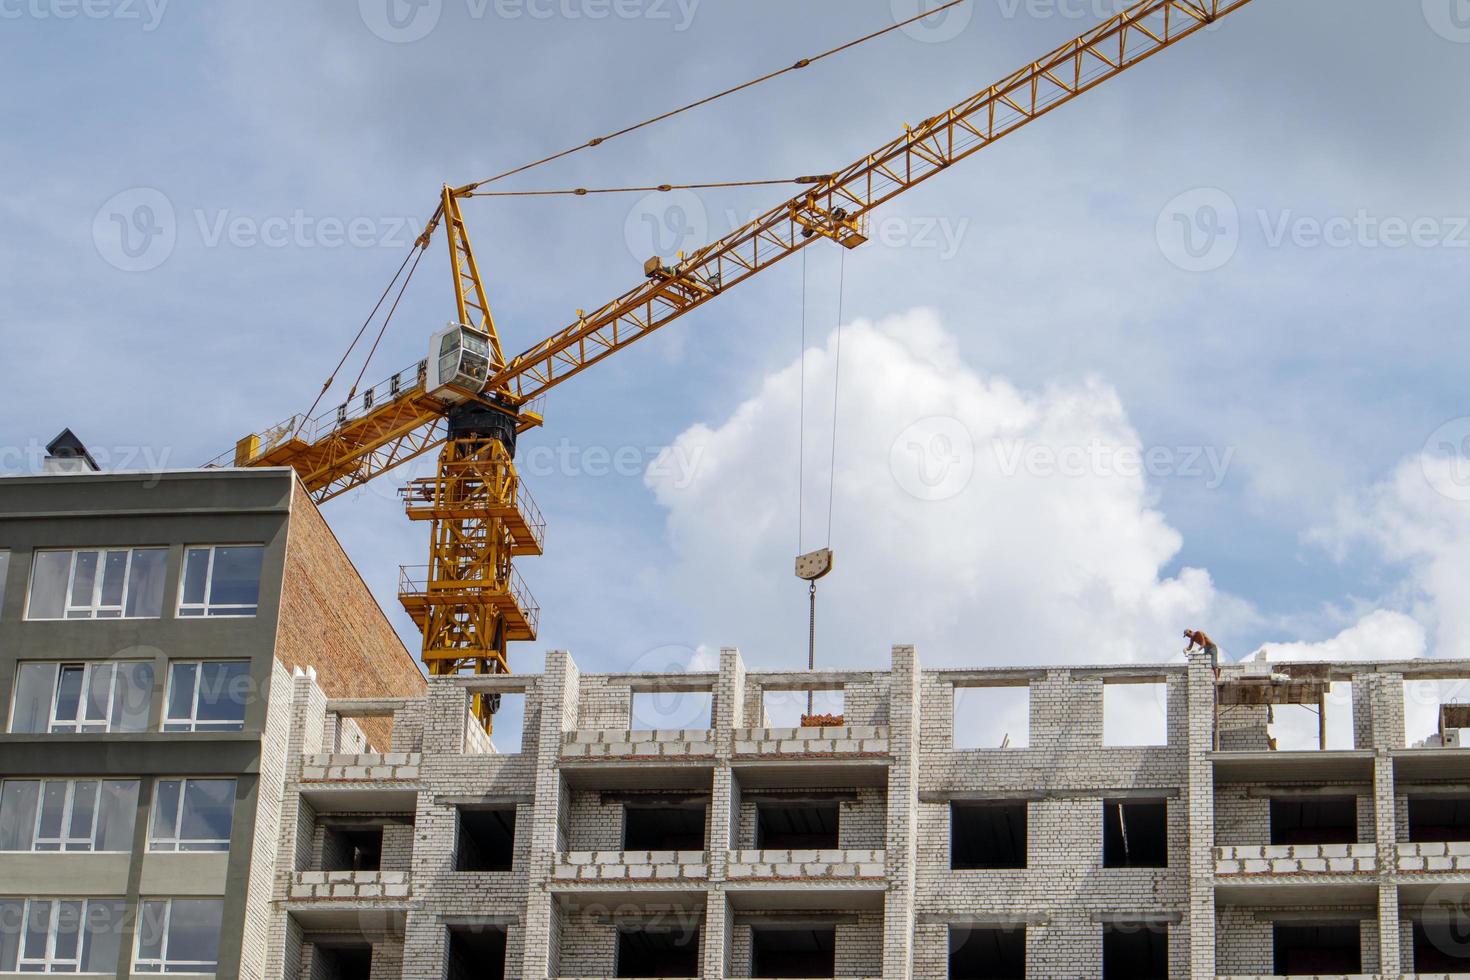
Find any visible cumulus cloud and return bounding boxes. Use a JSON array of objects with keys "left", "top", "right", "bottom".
[{"left": 645, "top": 308, "right": 1225, "bottom": 670}]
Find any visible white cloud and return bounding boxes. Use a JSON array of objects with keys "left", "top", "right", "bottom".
[
  {"left": 1251, "top": 609, "right": 1426, "bottom": 663},
  {"left": 645, "top": 308, "right": 1224, "bottom": 670}
]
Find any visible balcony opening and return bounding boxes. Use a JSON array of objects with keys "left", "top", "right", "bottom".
[
  {"left": 751, "top": 925, "right": 835, "bottom": 978},
  {"left": 953, "top": 684, "right": 1029, "bottom": 749},
  {"left": 447, "top": 923, "right": 506, "bottom": 980},
  {"left": 312, "top": 943, "right": 372, "bottom": 980},
  {"left": 1272, "top": 922, "right": 1361, "bottom": 975},
  {"left": 1103, "top": 682, "right": 1168, "bottom": 746},
  {"left": 630, "top": 689, "right": 712, "bottom": 732},
  {"left": 948, "top": 925, "right": 1025, "bottom": 979},
  {"left": 1102, "top": 923, "right": 1167, "bottom": 980},
  {"left": 615, "top": 926, "right": 701, "bottom": 978},
  {"left": 321, "top": 825, "right": 381, "bottom": 872},
  {"left": 623, "top": 802, "right": 706, "bottom": 852},
  {"left": 1408, "top": 796, "right": 1470, "bottom": 842},
  {"left": 1404, "top": 677, "right": 1470, "bottom": 747},
  {"left": 456, "top": 807, "right": 516, "bottom": 872},
  {"left": 755, "top": 801, "right": 839, "bottom": 850},
  {"left": 484, "top": 693, "right": 525, "bottom": 755},
  {"left": 762, "top": 688, "right": 844, "bottom": 729},
  {"left": 1103, "top": 799, "right": 1168, "bottom": 868},
  {"left": 951, "top": 802, "right": 1027, "bottom": 870},
  {"left": 1269, "top": 797, "right": 1356, "bottom": 846},
  {"left": 1413, "top": 919, "right": 1470, "bottom": 971}
]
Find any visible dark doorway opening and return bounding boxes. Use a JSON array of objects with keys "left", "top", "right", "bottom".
[
  {"left": 456, "top": 807, "right": 516, "bottom": 871},
  {"left": 1102, "top": 924, "right": 1168, "bottom": 979},
  {"left": 1269, "top": 797, "right": 1356, "bottom": 846},
  {"left": 623, "top": 803, "right": 707, "bottom": 851},
  {"left": 615, "top": 926, "right": 701, "bottom": 978},
  {"left": 1103, "top": 800, "right": 1168, "bottom": 868},
  {"left": 948, "top": 925, "right": 1025, "bottom": 979},
  {"left": 951, "top": 802, "right": 1027, "bottom": 870},
  {"left": 755, "top": 802, "right": 839, "bottom": 850},
  {"left": 447, "top": 923, "right": 506, "bottom": 980},
  {"left": 751, "top": 926, "right": 836, "bottom": 978},
  {"left": 1272, "top": 923, "right": 1361, "bottom": 975},
  {"left": 1408, "top": 796, "right": 1470, "bottom": 842}
]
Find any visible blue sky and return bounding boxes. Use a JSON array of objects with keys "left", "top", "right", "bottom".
[{"left": 4, "top": 0, "right": 1470, "bottom": 690}]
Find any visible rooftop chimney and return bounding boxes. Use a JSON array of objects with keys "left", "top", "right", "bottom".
[{"left": 43, "top": 429, "right": 100, "bottom": 474}]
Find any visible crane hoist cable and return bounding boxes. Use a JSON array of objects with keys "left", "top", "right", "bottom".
[
  {"left": 347, "top": 243, "right": 428, "bottom": 402},
  {"left": 796, "top": 247, "right": 848, "bottom": 715},
  {"left": 462, "top": 0, "right": 973, "bottom": 191}
]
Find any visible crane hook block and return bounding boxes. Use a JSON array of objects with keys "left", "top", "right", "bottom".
[{"left": 795, "top": 548, "right": 834, "bottom": 582}]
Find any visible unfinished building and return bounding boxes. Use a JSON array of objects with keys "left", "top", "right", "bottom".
[{"left": 261, "top": 643, "right": 1470, "bottom": 979}]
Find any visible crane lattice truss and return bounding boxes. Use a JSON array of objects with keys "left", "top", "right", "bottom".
[{"left": 231, "top": 0, "right": 1256, "bottom": 729}]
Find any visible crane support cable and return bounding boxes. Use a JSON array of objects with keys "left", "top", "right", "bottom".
[
  {"left": 298, "top": 242, "right": 424, "bottom": 431},
  {"left": 463, "top": 0, "right": 973, "bottom": 191},
  {"left": 468, "top": 177, "right": 818, "bottom": 198},
  {"left": 347, "top": 242, "right": 427, "bottom": 399},
  {"left": 826, "top": 248, "right": 846, "bottom": 548}
]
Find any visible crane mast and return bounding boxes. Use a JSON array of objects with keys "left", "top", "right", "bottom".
[{"left": 228, "top": 0, "right": 1257, "bottom": 730}]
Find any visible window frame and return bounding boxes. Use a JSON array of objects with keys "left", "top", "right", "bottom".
[
  {"left": 176, "top": 544, "right": 264, "bottom": 618},
  {"left": 162, "top": 660, "right": 251, "bottom": 733},
  {"left": 25, "top": 547, "right": 167, "bottom": 621},
  {"left": 149, "top": 778, "right": 236, "bottom": 853},
  {"left": 9, "top": 660, "right": 155, "bottom": 735},
  {"left": 0, "top": 778, "right": 139, "bottom": 853},
  {"left": 132, "top": 898, "right": 223, "bottom": 975},
  {"left": 0, "top": 897, "right": 125, "bottom": 974}
]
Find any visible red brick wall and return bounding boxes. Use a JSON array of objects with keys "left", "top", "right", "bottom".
[{"left": 276, "top": 480, "right": 426, "bottom": 746}]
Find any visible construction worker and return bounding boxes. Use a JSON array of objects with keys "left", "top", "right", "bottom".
[{"left": 1184, "top": 629, "right": 1220, "bottom": 675}]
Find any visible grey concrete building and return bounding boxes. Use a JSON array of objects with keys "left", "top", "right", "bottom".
[
  {"left": 0, "top": 463, "right": 424, "bottom": 979},
  {"left": 267, "top": 642, "right": 1470, "bottom": 979}
]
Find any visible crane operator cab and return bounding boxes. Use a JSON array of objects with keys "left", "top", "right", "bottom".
[{"left": 427, "top": 323, "right": 493, "bottom": 404}]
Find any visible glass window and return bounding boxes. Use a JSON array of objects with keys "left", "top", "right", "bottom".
[
  {"left": 177, "top": 545, "right": 263, "bottom": 617},
  {"left": 150, "top": 779, "right": 235, "bottom": 852},
  {"left": 26, "top": 548, "right": 167, "bottom": 620},
  {"left": 0, "top": 779, "right": 139, "bottom": 852},
  {"left": 133, "top": 899, "right": 222, "bottom": 975},
  {"left": 163, "top": 661, "right": 250, "bottom": 732},
  {"left": 0, "top": 898, "right": 125, "bottom": 973},
  {"left": 8, "top": 661, "right": 155, "bottom": 734},
  {"left": 0, "top": 550, "right": 10, "bottom": 610}
]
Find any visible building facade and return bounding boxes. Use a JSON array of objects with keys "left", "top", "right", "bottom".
[
  {"left": 269, "top": 643, "right": 1470, "bottom": 979},
  {"left": 0, "top": 466, "right": 425, "bottom": 979}
]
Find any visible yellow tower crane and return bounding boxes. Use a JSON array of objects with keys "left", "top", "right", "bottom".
[{"left": 226, "top": 0, "right": 1258, "bottom": 731}]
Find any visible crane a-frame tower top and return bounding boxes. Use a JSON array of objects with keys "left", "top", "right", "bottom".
[{"left": 225, "top": 0, "right": 1257, "bottom": 730}]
